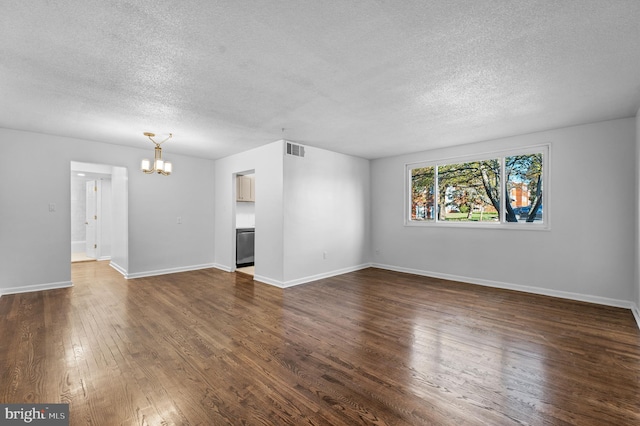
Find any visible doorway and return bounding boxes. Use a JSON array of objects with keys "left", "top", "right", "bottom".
[
  {"left": 234, "top": 170, "right": 255, "bottom": 277},
  {"left": 70, "top": 162, "right": 128, "bottom": 272},
  {"left": 71, "top": 176, "right": 112, "bottom": 262}
]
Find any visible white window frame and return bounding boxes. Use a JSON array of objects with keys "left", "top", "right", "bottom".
[{"left": 405, "top": 144, "right": 550, "bottom": 230}]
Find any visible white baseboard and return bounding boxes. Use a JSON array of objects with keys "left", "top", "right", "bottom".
[
  {"left": 1, "top": 280, "right": 73, "bottom": 296},
  {"left": 371, "top": 263, "right": 635, "bottom": 310},
  {"left": 281, "top": 264, "right": 371, "bottom": 288},
  {"left": 126, "top": 263, "right": 216, "bottom": 280},
  {"left": 253, "top": 274, "right": 284, "bottom": 288},
  {"left": 631, "top": 303, "right": 640, "bottom": 330},
  {"left": 213, "top": 263, "right": 234, "bottom": 273},
  {"left": 251, "top": 264, "right": 372, "bottom": 289},
  {"left": 97, "top": 255, "right": 111, "bottom": 261},
  {"left": 109, "top": 261, "right": 127, "bottom": 277}
]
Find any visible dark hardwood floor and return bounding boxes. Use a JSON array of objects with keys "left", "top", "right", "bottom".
[{"left": 1, "top": 262, "right": 639, "bottom": 425}]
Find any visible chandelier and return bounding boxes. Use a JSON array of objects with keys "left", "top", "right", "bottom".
[{"left": 140, "top": 132, "right": 173, "bottom": 175}]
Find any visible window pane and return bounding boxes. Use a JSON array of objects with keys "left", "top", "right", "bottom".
[
  {"left": 410, "top": 166, "right": 435, "bottom": 221},
  {"left": 506, "top": 153, "right": 543, "bottom": 223},
  {"left": 437, "top": 160, "right": 500, "bottom": 222}
]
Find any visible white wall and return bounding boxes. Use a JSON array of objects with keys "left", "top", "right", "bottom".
[
  {"left": 283, "top": 145, "right": 370, "bottom": 285},
  {"left": 1, "top": 131, "right": 71, "bottom": 292},
  {"left": 70, "top": 174, "right": 87, "bottom": 244},
  {"left": 128, "top": 147, "right": 215, "bottom": 277},
  {"left": 110, "top": 166, "right": 129, "bottom": 274},
  {"left": 214, "top": 141, "right": 285, "bottom": 283},
  {"left": 98, "top": 178, "right": 112, "bottom": 259},
  {"left": 0, "top": 128, "right": 215, "bottom": 293},
  {"left": 635, "top": 109, "right": 640, "bottom": 318},
  {"left": 214, "top": 141, "right": 371, "bottom": 287},
  {"left": 371, "top": 118, "right": 636, "bottom": 306}
]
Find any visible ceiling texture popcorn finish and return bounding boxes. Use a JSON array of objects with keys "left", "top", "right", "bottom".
[{"left": 1, "top": 0, "right": 639, "bottom": 160}]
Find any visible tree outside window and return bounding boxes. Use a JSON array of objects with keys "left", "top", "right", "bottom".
[
  {"left": 411, "top": 166, "right": 434, "bottom": 221},
  {"left": 437, "top": 159, "right": 499, "bottom": 222},
  {"left": 408, "top": 149, "right": 545, "bottom": 225},
  {"left": 506, "top": 154, "right": 543, "bottom": 223}
]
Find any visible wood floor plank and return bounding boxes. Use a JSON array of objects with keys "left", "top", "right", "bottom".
[{"left": 1, "top": 262, "right": 640, "bottom": 425}]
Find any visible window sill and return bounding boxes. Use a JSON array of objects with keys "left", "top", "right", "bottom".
[{"left": 404, "top": 220, "right": 550, "bottom": 231}]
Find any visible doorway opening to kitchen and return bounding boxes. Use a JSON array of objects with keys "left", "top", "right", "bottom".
[{"left": 234, "top": 169, "right": 255, "bottom": 277}]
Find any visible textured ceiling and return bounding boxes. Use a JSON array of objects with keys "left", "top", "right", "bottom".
[{"left": 1, "top": 1, "right": 640, "bottom": 160}]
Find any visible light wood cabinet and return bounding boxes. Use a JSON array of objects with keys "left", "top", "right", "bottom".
[{"left": 236, "top": 175, "right": 255, "bottom": 202}]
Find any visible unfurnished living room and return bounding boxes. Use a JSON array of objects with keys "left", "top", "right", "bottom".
[{"left": 1, "top": 1, "right": 640, "bottom": 425}]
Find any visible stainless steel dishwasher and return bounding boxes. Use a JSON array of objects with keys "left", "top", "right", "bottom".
[{"left": 236, "top": 228, "right": 255, "bottom": 267}]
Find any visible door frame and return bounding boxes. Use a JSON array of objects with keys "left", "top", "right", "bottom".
[
  {"left": 70, "top": 161, "right": 128, "bottom": 273},
  {"left": 232, "top": 169, "right": 256, "bottom": 273}
]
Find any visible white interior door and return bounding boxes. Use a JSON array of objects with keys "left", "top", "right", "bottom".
[{"left": 85, "top": 180, "right": 97, "bottom": 258}]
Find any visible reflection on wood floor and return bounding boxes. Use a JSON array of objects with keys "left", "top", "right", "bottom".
[{"left": 1, "top": 261, "right": 639, "bottom": 425}]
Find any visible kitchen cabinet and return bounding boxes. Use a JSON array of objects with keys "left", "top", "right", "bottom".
[{"left": 236, "top": 175, "right": 255, "bottom": 202}]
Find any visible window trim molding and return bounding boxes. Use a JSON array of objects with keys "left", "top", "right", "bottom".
[{"left": 404, "top": 143, "right": 550, "bottom": 230}]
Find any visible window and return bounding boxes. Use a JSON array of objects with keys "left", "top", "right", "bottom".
[
  {"left": 407, "top": 146, "right": 548, "bottom": 227},
  {"left": 410, "top": 166, "right": 435, "bottom": 221},
  {"left": 505, "top": 153, "right": 543, "bottom": 223}
]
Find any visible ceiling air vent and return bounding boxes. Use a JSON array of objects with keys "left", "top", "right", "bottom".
[{"left": 285, "top": 141, "right": 305, "bottom": 158}]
